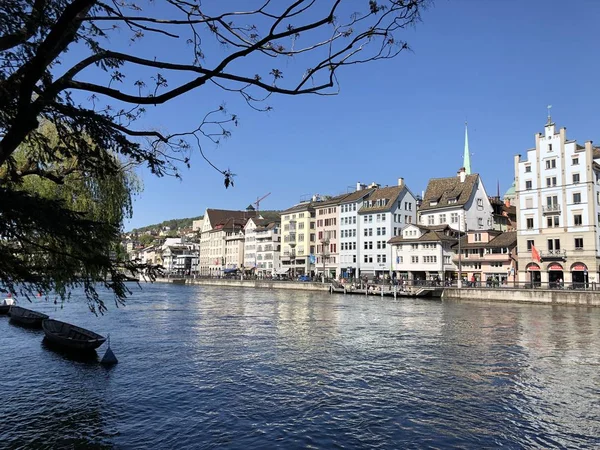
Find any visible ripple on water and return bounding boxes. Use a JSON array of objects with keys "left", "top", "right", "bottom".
[{"left": 1, "top": 285, "right": 600, "bottom": 448}]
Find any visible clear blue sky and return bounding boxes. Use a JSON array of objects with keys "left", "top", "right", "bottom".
[{"left": 109, "top": 0, "right": 600, "bottom": 230}]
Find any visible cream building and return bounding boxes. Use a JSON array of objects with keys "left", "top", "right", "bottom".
[
  {"left": 280, "top": 198, "right": 318, "bottom": 277},
  {"left": 515, "top": 118, "right": 600, "bottom": 287}
]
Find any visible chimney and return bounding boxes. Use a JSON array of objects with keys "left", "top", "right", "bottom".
[
  {"left": 457, "top": 167, "right": 466, "bottom": 183},
  {"left": 397, "top": 177, "right": 404, "bottom": 187},
  {"left": 356, "top": 182, "right": 362, "bottom": 191},
  {"left": 585, "top": 140, "right": 593, "bottom": 155}
]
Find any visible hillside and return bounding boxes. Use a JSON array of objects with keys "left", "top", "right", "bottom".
[{"left": 131, "top": 210, "right": 282, "bottom": 234}]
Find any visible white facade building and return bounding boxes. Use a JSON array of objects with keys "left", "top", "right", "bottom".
[
  {"left": 418, "top": 169, "right": 494, "bottom": 233},
  {"left": 356, "top": 178, "right": 418, "bottom": 278},
  {"left": 339, "top": 183, "right": 376, "bottom": 279},
  {"left": 515, "top": 119, "right": 600, "bottom": 286},
  {"left": 255, "top": 221, "right": 281, "bottom": 277}
]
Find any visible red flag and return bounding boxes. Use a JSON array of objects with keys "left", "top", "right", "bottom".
[{"left": 531, "top": 244, "right": 541, "bottom": 262}]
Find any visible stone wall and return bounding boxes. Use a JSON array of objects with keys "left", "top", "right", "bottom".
[
  {"left": 156, "top": 278, "right": 330, "bottom": 292},
  {"left": 442, "top": 288, "right": 600, "bottom": 307}
]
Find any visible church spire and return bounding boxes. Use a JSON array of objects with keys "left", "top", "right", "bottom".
[{"left": 463, "top": 122, "right": 472, "bottom": 175}]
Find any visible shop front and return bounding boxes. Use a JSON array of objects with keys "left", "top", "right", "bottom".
[
  {"left": 571, "top": 262, "right": 588, "bottom": 288},
  {"left": 526, "top": 263, "right": 541, "bottom": 287},
  {"left": 547, "top": 262, "right": 564, "bottom": 288}
]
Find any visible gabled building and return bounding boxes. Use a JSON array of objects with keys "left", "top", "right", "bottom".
[
  {"left": 452, "top": 230, "right": 517, "bottom": 286},
  {"left": 515, "top": 118, "right": 600, "bottom": 287},
  {"left": 280, "top": 199, "right": 317, "bottom": 277},
  {"left": 198, "top": 207, "right": 257, "bottom": 276},
  {"left": 418, "top": 169, "right": 494, "bottom": 232},
  {"left": 357, "top": 178, "right": 417, "bottom": 279},
  {"left": 314, "top": 193, "right": 348, "bottom": 280},
  {"left": 255, "top": 220, "right": 282, "bottom": 278},
  {"left": 389, "top": 224, "right": 459, "bottom": 283},
  {"left": 339, "top": 183, "right": 376, "bottom": 279}
]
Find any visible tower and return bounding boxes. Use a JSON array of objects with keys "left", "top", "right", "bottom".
[{"left": 463, "top": 122, "right": 472, "bottom": 175}]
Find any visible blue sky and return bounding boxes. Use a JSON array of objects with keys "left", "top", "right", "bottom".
[{"left": 103, "top": 0, "right": 600, "bottom": 230}]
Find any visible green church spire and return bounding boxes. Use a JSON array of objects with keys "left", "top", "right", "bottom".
[{"left": 463, "top": 122, "right": 471, "bottom": 175}]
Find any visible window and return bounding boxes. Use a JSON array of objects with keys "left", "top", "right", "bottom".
[
  {"left": 474, "top": 233, "right": 482, "bottom": 242},
  {"left": 525, "top": 165, "right": 531, "bottom": 173},
  {"left": 525, "top": 197, "right": 533, "bottom": 209},
  {"left": 574, "top": 214, "right": 582, "bottom": 226},
  {"left": 573, "top": 157, "right": 579, "bottom": 165},
  {"left": 574, "top": 238, "right": 584, "bottom": 250},
  {"left": 573, "top": 173, "right": 580, "bottom": 184},
  {"left": 439, "top": 214, "right": 446, "bottom": 224},
  {"left": 451, "top": 213, "right": 459, "bottom": 224},
  {"left": 477, "top": 198, "right": 483, "bottom": 207},
  {"left": 545, "top": 159, "right": 556, "bottom": 169},
  {"left": 547, "top": 239, "right": 560, "bottom": 251},
  {"left": 477, "top": 218, "right": 483, "bottom": 227},
  {"left": 411, "top": 256, "right": 418, "bottom": 264},
  {"left": 546, "top": 177, "right": 557, "bottom": 187},
  {"left": 526, "top": 217, "right": 534, "bottom": 229},
  {"left": 526, "top": 239, "right": 534, "bottom": 250},
  {"left": 549, "top": 143, "right": 553, "bottom": 151},
  {"left": 573, "top": 193, "right": 581, "bottom": 204},
  {"left": 525, "top": 180, "right": 532, "bottom": 190},
  {"left": 547, "top": 215, "right": 559, "bottom": 227},
  {"left": 546, "top": 195, "right": 558, "bottom": 207}
]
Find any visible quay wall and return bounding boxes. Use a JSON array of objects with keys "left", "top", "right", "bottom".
[
  {"left": 442, "top": 288, "right": 600, "bottom": 307},
  {"left": 156, "top": 277, "right": 330, "bottom": 292}
]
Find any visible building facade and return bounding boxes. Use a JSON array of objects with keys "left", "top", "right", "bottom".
[
  {"left": 339, "top": 184, "right": 376, "bottom": 279},
  {"left": 255, "top": 220, "right": 281, "bottom": 277},
  {"left": 357, "top": 178, "right": 417, "bottom": 279},
  {"left": 419, "top": 169, "right": 494, "bottom": 233},
  {"left": 389, "top": 224, "right": 459, "bottom": 283},
  {"left": 515, "top": 119, "right": 600, "bottom": 286},
  {"left": 280, "top": 200, "right": 317, "bottom": 277}
]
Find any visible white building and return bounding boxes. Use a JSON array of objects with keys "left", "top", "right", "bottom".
[
  {"left": 198, "top": 208, "right": 257, "bottom": 276},
  {"left": 515, "top": 118, "right": 600, "bottom": 286},
  {"left": 339, "top": 183, "right": 376, "bottom": 279},
  {"left": 389, "top": 224, "right": 459, "bottom": 283},
  {"left": 418, "top": 169, "right": 494, "bottom": 233},
  {"left": 255, "top": 220, "right": 282, "bottom": 277},
  {"left": 357, "top": 178, "right": 418, "bottom": 279}
]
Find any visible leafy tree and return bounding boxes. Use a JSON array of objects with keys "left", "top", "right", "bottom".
[
  {"left": 138, "top": 234, "right": 156, "bottom": 248},
  {"left": 1, "top": 0, "right": 427, "bottom": 309}
]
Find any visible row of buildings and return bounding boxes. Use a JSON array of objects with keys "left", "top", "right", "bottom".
[{"left": 129, "top": 117, "right": 600, "bottom": 287}]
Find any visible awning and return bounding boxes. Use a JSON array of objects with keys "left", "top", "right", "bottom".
[
  {"left": 526, "top": 263, "right": 540, "bottom": 271},
  {"left": 275, "top": 268, "right": 289, "bottom": 275},
  {"left": 548, "top": 263, "right": 563, "bottom": 271},
  {"left": 223, "top": 268, "right": 238, "bottom": 273},
  {"left": 572, "top": 263, "right": 588, "bottom": 271}
]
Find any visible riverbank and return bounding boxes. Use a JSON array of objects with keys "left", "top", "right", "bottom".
[{"left": 156, "top": 277, "right": 600, "bottom": 307}]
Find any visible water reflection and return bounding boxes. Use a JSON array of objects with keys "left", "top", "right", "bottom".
[{"left": 1, "top": 286, "right": 600, "bottom": 448}]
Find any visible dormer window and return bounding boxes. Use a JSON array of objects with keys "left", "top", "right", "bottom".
[
  {"left": 430, "top": 201, "right": 438, "bottom": 206},
  {"left": 448, "top": 198, "right": 458, "bottom": 204}
]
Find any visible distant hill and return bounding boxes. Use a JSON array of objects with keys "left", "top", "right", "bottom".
[{"left": 130, "top": 210, "right": 282, "bottom": 234}]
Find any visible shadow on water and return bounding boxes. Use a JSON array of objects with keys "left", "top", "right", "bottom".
[{"left": 41, "top": 338, "right": 100, "bottom": 364}]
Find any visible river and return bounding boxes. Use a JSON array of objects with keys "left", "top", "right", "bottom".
[{"left": 1, "top": 284, "right": 599, "bottom": 449}]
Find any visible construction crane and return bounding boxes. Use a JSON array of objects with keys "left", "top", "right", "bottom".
[{"left": 254, "top": 192, "right": 271, "bottom": 213}]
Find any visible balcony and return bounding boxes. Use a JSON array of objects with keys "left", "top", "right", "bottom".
[
  {"left": 540, "top": 249, "right": 567, "bottom": 262},
  {"left": 542, "top": 204, "right": 561, "bottom": 214}
]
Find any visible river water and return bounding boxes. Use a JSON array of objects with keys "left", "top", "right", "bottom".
[{"left": 1, "top": 284, "right": 599, "bottom": 449}]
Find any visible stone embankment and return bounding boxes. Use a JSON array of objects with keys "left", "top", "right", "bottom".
[
  {"left": 156, "top": 277, "right": 330, "bottom": 292},
  {"left": 443, "top": 287, "right": 600, "bottom": 307},
  {"left": 155, "top": 278, "right": 600, "bottom": 307}
]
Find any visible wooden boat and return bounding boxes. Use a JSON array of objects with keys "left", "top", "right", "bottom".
[
  {"left": 42, "top": 319, "right": 106, "bottom": 351},
  {"left": 0, "top": 295, "right": 15, "bottom": 315},
  {"left": 9, "top": 306, "right": 49, "bottom": 328}
]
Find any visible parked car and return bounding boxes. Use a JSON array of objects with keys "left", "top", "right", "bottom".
[{"left": 298, "top": 275, "right": 311, "bottom": 282}]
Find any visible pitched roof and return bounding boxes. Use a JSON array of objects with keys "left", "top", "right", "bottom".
[
  {"left": 339, "top": 188, "right": 377, "bottom": 204},
  {"left": 358, "top": 185, "right": 404, "bottom": 213},
  {"left": 419, "top": 174, "right": 479, "bottom": 212},
  {"left": 388, "top": 224, "right": 458, "bottom": 245},
  {"left": 206, "top": 208, "right": 257, "bottom": 228},
  {"left": 453, "top": 231, "right": 516, "bottom": 249}
]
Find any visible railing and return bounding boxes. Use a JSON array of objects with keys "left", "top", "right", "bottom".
[{"left": 542, "top": 204, "right": 561, "bottom": 214}]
